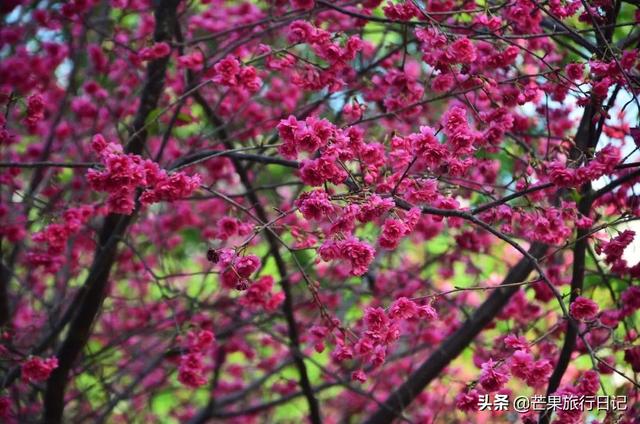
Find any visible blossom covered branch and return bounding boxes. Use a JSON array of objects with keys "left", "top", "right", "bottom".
[{"left": 1, "top": 0, "right": 640, "bottom": 423}]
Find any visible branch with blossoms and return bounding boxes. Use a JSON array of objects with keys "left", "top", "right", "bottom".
[{"left": 1, "top": 0, "right": 640, "bottom": 423}]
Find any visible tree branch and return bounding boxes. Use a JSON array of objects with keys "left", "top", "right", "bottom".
[
  {"left": 364, "top": 242, "right": 548, "bottom": 424},
  {"left": 538, "top": 97, "right": 603, "bottom": 424},
  {"left": 190, "top": 79, "right": 322, "bottom": 423},
  {"left": 42, "top": 2, "right": 181, "bottom": 422}
]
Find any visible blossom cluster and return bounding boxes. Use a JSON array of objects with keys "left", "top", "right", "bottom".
[
  {"left": 239, "top": 275, "right": 285, "bottom": 311},
  {"left": 21, "top": 356, "right": 59, "bottom": 383},
  {"left": 24, "top": 94, "right": 45, "bottom": 133},
  {"left": 177, "top": 329, "right": 215, "bottom": 388},
  {"left": 2, "top": 0, "right": 640, "bottom": 422},
  {"left": 595, "top": 230, "right": 640, "bottom": 277},
  {"left": 87, "top": 135, "right": 201, "bottom": 214},
  {"left": 212, "top": 56, "right": 262, "bottom": 93},
  {"left": 286, "top": 20, "right": 363, "bottom": 92},
  {"left": 138, "top": 42, "right": 171, "bottom": 61},
  {"left": 547, "top": 145, "right": 622, "bottom": 188},
  {"left": 207, "top": 248, "right": 262, "bottom": 291},
  {"left": 331, "top": 297, "right": 438, "bottom": 382},
  {"left": 27, "top": 205, "right": 94, "bottom": 273},
  {"left": 319, "top": 237, "right": 375, "bottom": 276}
]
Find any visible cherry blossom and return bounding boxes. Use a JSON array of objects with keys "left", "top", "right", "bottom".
[{"left": 1, "top": 0, "right": 639, "bottom": 423}]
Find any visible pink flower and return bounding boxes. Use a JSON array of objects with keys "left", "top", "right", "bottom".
[
  {"left": 339, "top": 237, "right": 375, "bottom": 276},
  {"left": 552, "top": 387, "right": 582, "bottom": 423},
  {"left": 332, "top": 344, "right": 354, "bottom": 362},
  {"left": 212, "top": 56, "right": 261, "bottom": 92},
  {"left": 388, "top": 297, "right": 418, "bottom": 320},
  {"left": 443, "top": 105, "right": 468, "bottom": 134},
  {"left": 178, "top": 352, "right": 207, "bottom": 388},
  {"left": 178, "top": 367, "right": 206, "bottom": 388},
  {"left": 216, "top": 217, "right": 239, "bottom": 240},
  {"left": 448, "top": 38, "right": 477, "bottom": 64},
  {"left": 409, "top": 125, "right": 438, "bottom": 154},
  {"left": 22, "top": 356, "right": 58, "bottom": 382},
  {"left": 238, "top": 66, "right": 262, "bottom": 92},
  {"left": 138, "top": 42, "right": 171, "bottom": 61},
  {"left": 140, "top": 172, "right": 201, "bottom": 204},
  {"left": 525, "top": 359, "right": 552, "bottom": 388},
  {"left": 295, "top": 189, "right": 334, "bottom": 220},
  {"left": 287, "top": 20, "right": 316, "bottom": 44},
  {"left": 235, "top": 255, "right": 261, "bottom": 278},
  {"left": 592, "top": 77, "right": 612, "bottom": 98},
  {"left": 473, "top": 14, "right": 502, "bottom": 30},
  {"left": 431, "top": 73, "right": 455, "bottom": 93},
  {"left": 594, "top": 145, "right": 621, "bottom": 172},
  {"left": 32, "top": 223, "right": 69, "bottom": 254},
  {"left": 180, "top": 352, "right": 204, "bottom": 370},
  {"left": 455, "top": 389, "right": 479, "bottom": 412},
  {"left": 598, "top": 230, "right": 634, "bottom": 265},
  {"left": 24, "top": 93, "right": 45, "bottom": 132},
  {"left": 189, "top": 330, "right": 215, "bottom": 352},
  {"left": 91, "top": 133, "right": 108, "bottom": 153},
  {"left": 87, "top": 141, "right": 200, "bottom": 214},
  {"left": 88, "top": 44, "right": 108, "bottom": 72},
  {"left": 213, "top": 56, "right": 241, "bottom": 86},
  {"left": 277, "top": 115, "right": 333, "bottom": 158},
  {"left": 621, "top": 50, "right": 638, "bottom": 69},
  {"left": 351, "top": 369, "right": 367, "bottom": 382},
  {"left": 504, "top": 334, "right": 529, "bottom": 351},
  {"left": 364, "top": 307, "right": 388, "bottom": 332},
  {"left": 548, "top": 162, "right": 576, "bottom": 187},
  {"left": 442, "top": 105, "right": 478, "bottom": 154},
  {"left": 566, "top": 62, "right": 584, "bottom": 80},
  {"left": 240, "top": 276, "right": 284, "bottom": 312},
  {"left": 177, "top": 51, "right": 204, "bottom": 70},
  {"left": 343, "top": 101, "right": 365, "bottom": 120},
  {"left": 417, "top": 303, "right": 438, "bottom": 319},
  {"left": 624, "top": 346, "right": 640, "bottom": 372},
  {"left": 343, "top": 36, "right": 363, "bottom": 60},
  {"left": 570, "top": 296, "right": 599, "bottom": 321},
  {"left": 379, "top": 218, "right": 409, "bottom": 250},
  {"left": 299, "top": 157, "right": 347, "bottom": 186},
  {"left": 479, "top": 359, "right": 509, "bottom": 392},
  {"left": 621, "top": 286, "right": 640, "bottom": 313},
  {"left": 577, "top": 370, "right": 599, "bottom": 395},
  {"left": 277, "top": 115, "right": 301, "bottom": 143},
  {"left": 294, "top": 127, "right": 323, "bottom": 153},
  {"left": 383, "top": 1, "right": 419, "bottom": 20},
  {"left": 509, "top": 350, "right": 533, "bottom": 380},
  {"left": 356, "top": 195, "right": 394, "bottom": 223}
]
